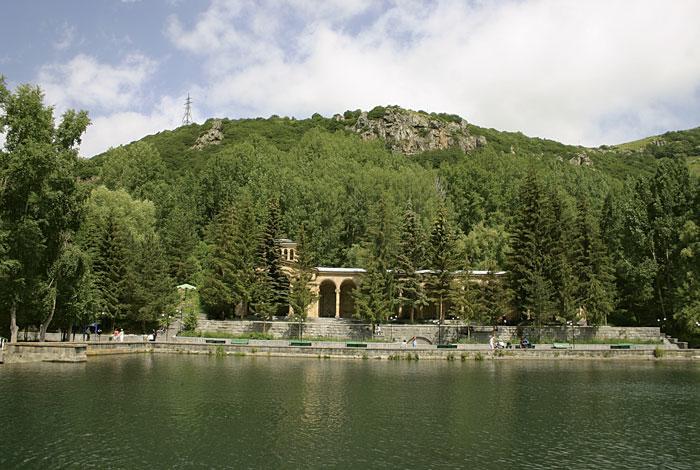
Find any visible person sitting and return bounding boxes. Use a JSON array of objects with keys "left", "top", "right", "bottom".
[{"left": 520, "top": 337, "right": 530, "bottom": 349}]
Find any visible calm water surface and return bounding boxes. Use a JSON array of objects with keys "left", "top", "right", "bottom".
[{"left": 1, "top": 355, "right": 698, "bottom": 469}]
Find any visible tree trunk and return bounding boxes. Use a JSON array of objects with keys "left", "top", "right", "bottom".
[
  {"left": 10, "top": 301, "right": 19, "bottom": 343},
  {"left": 410, "top": 306, "right": 415, "bottom": 324},
  {"left": 66, "top": 319, "right": 73, "bottom": 342},
  {"left": 39, "top": 293, "right": 58, "bottom": 342},
  {"left": 439, "top": 296, "right": 445, "bottom": 323}
]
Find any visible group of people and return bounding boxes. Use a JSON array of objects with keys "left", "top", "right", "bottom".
[{"left": 489, "top": 334, "right": 531, "bottom": 350}]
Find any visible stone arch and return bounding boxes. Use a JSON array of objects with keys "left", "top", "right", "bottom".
[
  {"left": 318, "top": 280, "right": 337, "bottom": 318},
  {"left": 283, "top": 248, "right": 288, "bottom": 260},
  {"left": 339, "top": 279, "right": 357, "bottom": 319},
  {"left": 289, "top": 249, "right": 295, "bottom": 261}
]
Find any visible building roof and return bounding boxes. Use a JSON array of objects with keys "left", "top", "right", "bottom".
[{"left": 315, "top": 267, "right": 367, "bottom": 274}]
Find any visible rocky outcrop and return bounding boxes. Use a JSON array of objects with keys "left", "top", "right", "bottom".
[
  {"left": 348, "top": 106, "right": 486, "bottom": 155},
  {"left": 191, "top": 119, "right": 224, "bottom": 150},
  {"left": 569, "top": 152, "right": 593, "bottom": 166}
]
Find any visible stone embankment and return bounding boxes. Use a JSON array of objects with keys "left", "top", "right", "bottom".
[
  {"left": 196, "top": 319, "right": 664, "bottom": 345},
  {"left": 2, "top": 339, "right": 697, "bottom": 363},
  {"left": 84, "top": 340, "right": 696, "bottom": 361},
  {"left": 2, "top": 342, "right": 87, "bottom": 363}
]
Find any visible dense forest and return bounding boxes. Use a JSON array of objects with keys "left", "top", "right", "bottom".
[{"left": 1, "top": 78, "right": 699, "bottom": 344}]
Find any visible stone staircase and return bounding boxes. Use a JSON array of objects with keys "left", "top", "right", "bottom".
[{"left": 662, "top": 333, "right": 687, "bottom": 349}]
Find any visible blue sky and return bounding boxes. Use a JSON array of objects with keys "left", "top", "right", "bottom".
[{"left": 2, "top": 0, "right": 699, "bottom": 156}]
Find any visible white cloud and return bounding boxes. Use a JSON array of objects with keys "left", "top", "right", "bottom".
[
  {"left": 166, "top": 0, "right": 700, "bottom": 145},
  {"left": 38, "top": 53, "right": 156, "bottom": 113}
]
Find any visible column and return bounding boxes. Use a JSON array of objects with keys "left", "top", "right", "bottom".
[{"left": 335, "top": 287, "right": 341, "bottom": 318}]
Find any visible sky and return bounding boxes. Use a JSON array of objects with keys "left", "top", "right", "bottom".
[{"left": 1, "top": 0, "right": 699, "bottom": 157}]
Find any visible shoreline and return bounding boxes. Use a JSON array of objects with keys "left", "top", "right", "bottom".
[{"left": 3, "top": 340, "right": 698, "bottom": 364}]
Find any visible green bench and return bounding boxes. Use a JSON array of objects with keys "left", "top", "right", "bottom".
[
  {"left": 290, "top": 341, "right": 312, "bottom": 347},
  {"left": 230, "top": 339, "right": 249, "bottom": 345},
  {"left": 346, "top": 343, "right": 367, "bottom": 348},
  {"left": 437, "top": 344, "right": 458, "bottom": 349},
  {"left": 552, "top": 342, "right": 572, "bottom": 349},
  {"left": 204, "top": 339, "right": 226, "bottom": 344},
  {"left": 610, "top": 344, "right": 632, "bottom": 350}
]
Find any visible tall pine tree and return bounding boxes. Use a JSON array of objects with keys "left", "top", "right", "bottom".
[{"left": 395, "top": 200, "right": 427, "bottom": 323}]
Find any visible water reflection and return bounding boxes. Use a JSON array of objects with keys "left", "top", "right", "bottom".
[{"left": 1, "top": 357, "right": 698, "bottom": 469}]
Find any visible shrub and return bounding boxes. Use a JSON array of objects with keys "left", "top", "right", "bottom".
[
  {"left": 653, "top": 346, "right": 665, "bottom": 358},
  {"left": 367, "top": 106, "right": 386, "bottom": 120},
  {"left": 183, "top": 309, "right": 199, "bottom": 332},
  {"left": 474, "top": 352, "right": 484, "bottom": 361}
]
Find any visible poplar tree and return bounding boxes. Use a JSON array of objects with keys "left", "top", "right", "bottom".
[{"left": 0, "top": 78, "right": 89, "bottom": 342}]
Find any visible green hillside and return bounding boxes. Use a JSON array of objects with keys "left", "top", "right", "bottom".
[{"left": 7, "top": 95, "right": 695, "bottom": 340}]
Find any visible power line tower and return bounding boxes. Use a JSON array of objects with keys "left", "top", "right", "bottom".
[{"left": 182, "top": 93, "right": 193, "bottom": 125}]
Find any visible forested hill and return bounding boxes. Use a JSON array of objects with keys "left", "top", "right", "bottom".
[
  {"left": 87, "top": 105, "right": 690, "bottom": 178},
  {"left": 5, "top": 89, "right": 695, "bottom": 341},
  {"left": 67, "top": 107, "right": 700, "bottom": 338}
]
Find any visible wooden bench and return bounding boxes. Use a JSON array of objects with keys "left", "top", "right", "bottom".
[
  {"left": 204, "top": 339, "right": 226, "bottom": 344},
  {"left": 610, "top": 344, "right": 632, "bottom": 350},
  {"left": 437, "top": 344, "right": 457, "bottom": 349},
  {"left": 290, "top": 341, "right": 312, "bottom": 347},
  {"left": 346, "top": 343, "right": 367, "bottom": 348},
  {"left": 552, "top": 342, "right": 572, "bottom": 349},
  {"left": 230, "top": 339, "right": 249, "bottom": 345}
]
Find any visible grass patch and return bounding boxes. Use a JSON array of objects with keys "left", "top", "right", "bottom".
[
  {"left": 474, "top": 352, "right": 484, "bottom": 361},
  {"left": 653, "top": 347, "right": 665, "bottom": 358},
  {"left": 301, "top": 336, "right": 391, "bottom": 343},
  {"left": 577, "top": 338, "right": 662, "bottom": 345},
  {"left": 179, "top": 330, "right": 274, "bottom": 340}
]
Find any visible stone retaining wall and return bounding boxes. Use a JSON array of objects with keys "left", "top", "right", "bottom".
[
  {"left": 3, "top": 343, "right": 87, "bottom": 363},
  {"left": 83, "top": 341, "right": 696, "bottom": 361},
  {"left": 196, "top": 319, "right": 662, "bottom": 344}
]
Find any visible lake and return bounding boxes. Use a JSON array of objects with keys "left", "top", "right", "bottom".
[{"left": 1, "top": 355, "right": 698, "bottom": 469}]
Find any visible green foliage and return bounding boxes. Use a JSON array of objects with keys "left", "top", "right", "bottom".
[
  {"left": 289, "top": 226, "right": 317, "bottom": 323},
  {"left": 367, "top": 106, "right": 386, "bottom": 120},
  {"left": 396, "top": 201, "right": 428, "bottom": 323},
  {"left": 426, "top": 205, "right": 458, "bottom": 323},
  {"left": 353, "top": 198, "right": 397, "bottom": 325},
  {"left": 0, "top": 78, "right": 89, "bottom": 341},
  {"left": 2, "top": 78, "right": 698, "bottom": 343}
]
